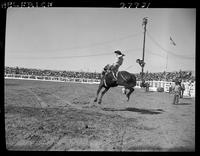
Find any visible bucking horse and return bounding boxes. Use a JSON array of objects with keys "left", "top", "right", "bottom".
[{"left": 94, "top": 65, "right": 137, "bottom": 104}]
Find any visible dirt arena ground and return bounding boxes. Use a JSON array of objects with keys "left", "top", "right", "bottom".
[{"left": 4, "top": 79, "right": 195, "bottom": 151}]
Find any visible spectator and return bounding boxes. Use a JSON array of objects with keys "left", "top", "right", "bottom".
[
  {"left": 172, "top": 81, "right": 181, "bottom": 105},
  {"left": 188, "top": 81, "right": 193, "bottom": 97},
  {"left": 180, "top": 81, "right": 185, "bottom": 98},
  {"left": 145, "top": 82, "right": 150, "bottom": 92},
  {"left": 169, "top": 83, "right": 172, "bottom": 94}
]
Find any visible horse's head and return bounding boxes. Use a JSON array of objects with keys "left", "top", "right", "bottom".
[{"left": 103, "top": 64, "right": 110, "bottom": 71}]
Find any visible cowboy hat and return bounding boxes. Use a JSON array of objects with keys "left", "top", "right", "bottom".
[{"left": 114, "top": 50, "right": 125, "bottom": 56}]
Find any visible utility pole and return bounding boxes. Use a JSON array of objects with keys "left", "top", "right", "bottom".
[{"left": 141, "top": 17, "right": 148, "bottom": 83}]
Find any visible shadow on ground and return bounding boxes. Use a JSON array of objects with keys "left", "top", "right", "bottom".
[
  {"left": 102, "top": 107, "right": 164, "bottom": 115},
  {"left": 182, "top": 97, "right": 193, "bottom": 100},
  {"left": 174, "top": 103, "right": 192, "bottom": 105},
  {"left": 126, "top": 145, "right": 194, "bottom": 151}
]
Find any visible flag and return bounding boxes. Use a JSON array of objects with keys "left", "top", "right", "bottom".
[{"left": 170, "top": 37, "right": 176, "bottom": 46}]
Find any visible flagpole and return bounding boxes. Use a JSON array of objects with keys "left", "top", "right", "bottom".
[
  {"left": 167, "top": 36, "right": 175, "bottom": 81},
  {"left": 165, "top": 53, "right": 168, "bottom": 81},
  {"left": 165, "top": 53, "right": 168, "bottom": 72}
]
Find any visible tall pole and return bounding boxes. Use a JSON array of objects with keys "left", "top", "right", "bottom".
[
  {"left": 165, "top": 53, "right": 168, "bottom": 71},
  {"left": 165, "top": 53, "right": 168, "bottom": 81},
  {"left": 141, "top": 17, "right": 148, "bottom": 82}
]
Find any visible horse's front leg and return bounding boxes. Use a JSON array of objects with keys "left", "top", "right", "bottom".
[
  {"left": 98, "top": 87, "right": 109, "bottom": 104},
  {"left": 94, "top": 83, "right": 103, "bottom": 102}
]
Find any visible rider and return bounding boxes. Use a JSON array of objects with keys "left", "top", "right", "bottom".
[
  {"left": 102, "top": 50, "right": 125, "bottom": 78},
  {"left": 110, "top": 50, "right": 125, "bottom": 79},
  {"left": 102, "top": 50, "right": 126, "bottom": 95}
]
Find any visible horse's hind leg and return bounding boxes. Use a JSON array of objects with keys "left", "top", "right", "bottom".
[{"left": 126, "top": 87, "right": 134, "bottom": 101}]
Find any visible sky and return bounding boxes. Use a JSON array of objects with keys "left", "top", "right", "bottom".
[{"left": 5, "top": 8, "right": 196, "bottom": 73}]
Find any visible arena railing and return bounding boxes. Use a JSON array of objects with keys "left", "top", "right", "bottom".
[
  {"left": 4, "top": 74, "right": 100, "bottom": 84},
  {"left": 5, "top": 74, "right": 195, "bottom": 97},
  {"left": 135, "top": 80, "right": 195, "bottom": 97}
]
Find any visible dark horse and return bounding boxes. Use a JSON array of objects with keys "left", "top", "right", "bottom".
[{"left": 94, "top": 69, "right": 136, "bottom": 104}]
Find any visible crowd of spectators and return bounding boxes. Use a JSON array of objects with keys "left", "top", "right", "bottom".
[
  {"left": 135, "top": 70, "right": 195, "bottom": 82},
  {"left": 5, "top": 66, "right": 101, "bottom": 79},
  {"left": 5, "top": 66, "right": 195, "bottom": 82}
]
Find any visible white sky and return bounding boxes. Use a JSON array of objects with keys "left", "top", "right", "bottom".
[{"left": 5, "top": 8, "right": 196, "bottom": 73}]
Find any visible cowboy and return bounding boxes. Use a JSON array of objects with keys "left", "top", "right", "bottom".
[
  {"left": 102, "top": 50, "right": 125, "bottom": 78},
  {"left": 172, "top": 81, "right": 181, "bottom": 104},
  {"left": 180, "top": 81, "right": 185, "bottom": 98},
  {"left": 169, "top": 83, "right": 172, "bottom": 94},
  {"left": 145, "top": 81, "right": 150, "bottom": 92},
  {"left": 109, "top": 50, "right": 125, "bottom": 79}
]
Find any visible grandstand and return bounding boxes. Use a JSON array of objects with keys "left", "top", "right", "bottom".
[
  {"left": 4, "top": 66, "right": 195, "bottom": 97},
  {"left": 5, "top": 66, "right": 195, "bottom": 82}
]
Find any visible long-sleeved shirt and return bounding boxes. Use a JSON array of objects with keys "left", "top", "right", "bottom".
[
  {"left": 114, "top": 55, "right": 124, "bottom": 66},
  {"left": 174, "top": 84, "right": 181, "bottom": 94}
]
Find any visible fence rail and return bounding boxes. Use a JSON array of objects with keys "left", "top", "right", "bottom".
[
  {"left": 4, "top": 74, "right": 100, "bottom": 84},
  {"left": 5, "top": 74, "right": 195, "bottom": 97}
]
